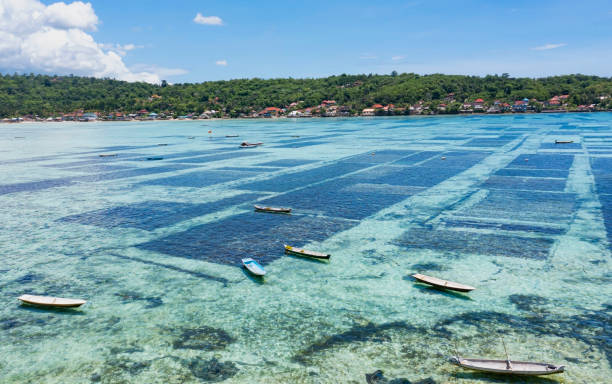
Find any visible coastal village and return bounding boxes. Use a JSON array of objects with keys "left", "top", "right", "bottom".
[{"left": 2, "top": 93, "right": 611, "bottom": 123}]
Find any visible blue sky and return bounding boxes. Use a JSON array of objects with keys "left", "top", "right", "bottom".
[{"left": 6, "top": 0, "right": 612, "bottom": 83}]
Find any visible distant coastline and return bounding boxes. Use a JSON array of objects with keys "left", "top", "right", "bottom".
[{"left": 2, "top": 73, "right": 611, "bottom": 122}]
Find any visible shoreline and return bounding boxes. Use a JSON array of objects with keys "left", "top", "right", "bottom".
[{"left": 2, "top": 110, "right": 611, "bottom": 125}]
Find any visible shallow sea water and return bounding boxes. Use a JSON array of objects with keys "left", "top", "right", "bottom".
[{"left": 0, "top": 115, "right": 610, "bottom": 383}]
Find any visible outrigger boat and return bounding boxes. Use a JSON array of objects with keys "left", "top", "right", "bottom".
[
  {"left": 450, "top": 338, "right": 564, "bottom": 376},
  {"left": 411, "top": 273, "right": 475, "bottom": 292},
  {"left": 98, "top": 154, "right": 118, "bottom": 158},
  {"left": 242, "top": 258, "right": 266, "bottom": 276},
  {"left": 254, "top": 205, "right": 291, "bottom": 214},
  {"left": 240, "top": 142, "right": 263, "bottom": 148},
  {"left": 555, "top": 140, "right": 574, "bottom": 144},
  {"left": 284, "top": 244, "right": 330, "bottom": 260},
  {"left": 18, "top": 294, "right": 86, "bottom": 308}
]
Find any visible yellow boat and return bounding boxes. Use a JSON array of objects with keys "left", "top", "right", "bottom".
[{"left": 284, "top": 244, "right": 330, "bottom": 260}]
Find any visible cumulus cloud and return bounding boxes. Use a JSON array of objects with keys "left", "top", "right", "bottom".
[
  {"left": 531, "top": 43, "right": 567, "bottom": 51},
  {"left": 215, "top": 60, "right": 227, "bottom": 66},
  {"left": 0, "top": 0, "right": 160, "bottom": 83},
  {"left": 194, "top": 13, "right": 223, "bottom": 25}
]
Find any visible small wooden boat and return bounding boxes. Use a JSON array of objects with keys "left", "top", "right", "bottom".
[
  {"left": 146, "top": 157, "right": 164, "bottom": 161},
  {"left": 242, "top": 258, "right": 266, "bottom": 276},
  {"left": 254, "top": 205, "right": 291, "bottom": 214},
  {"left": 411, "top": 273, "right": 475, "bottom": 292},
  {"left": 225, "top": 135, "right": 239, "bottom": 138},
  {"left": 555, "top": 140, "right": 574, "bottom": 144},
  {"left": 99, "top": 154, "right": 118, "bottom": 158},
  {"left": 240, "top": 142, "right": 263, "bottom": 148},
  {"left": 18, "top": 294, "right": 86, "bottom": 308},
  {"left": 157, "top": 143, "right": 168, "bottom": 146},
  {"left": 450, "top": 356, "right": 565, "bottom": 375},
  {"left": 284, "top": 244, "right": 330, "bottom": 259}
]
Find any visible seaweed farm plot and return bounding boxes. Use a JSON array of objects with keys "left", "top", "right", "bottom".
[{"left": 0, "top": 115, "right": 611, "bottom": 384}]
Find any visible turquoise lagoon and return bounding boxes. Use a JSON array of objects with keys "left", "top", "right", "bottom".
[{"left": 0, "top": 114, "right": 610, "bottom": 383}]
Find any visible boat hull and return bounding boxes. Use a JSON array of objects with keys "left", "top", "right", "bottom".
[
  {"left": 450, "top": 357, "right": 565, "bottom": 375},
  {"left": 18, "top": 294, "right": 86, "bottom": 308},
  {"left": 254, "top": 205, "right": 291, "bottom": 214},
  {"left": 242, "top": 258, "right": 266, "bottom": 276},
  {"left": 284, "top": 245, "right": 330, "bottom": 259},
  {"left": 412, "top": 273, "right": 475, "bottom": 292}
]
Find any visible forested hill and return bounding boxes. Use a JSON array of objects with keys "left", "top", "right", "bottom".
[{"left": 1, "top": 72, "right": 612, "bottom": 117}]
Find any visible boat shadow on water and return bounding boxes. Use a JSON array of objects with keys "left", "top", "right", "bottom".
[
  {"left": 285, "top": 252, "right": 330, "bottom": 264},
  {"left": 241, "top": 268, "right": 265, "bottom": 285},
  {"left": 18, "top": 304, "right": 86, "bottom": 315},
  {"left": 453, "top": 371, "right": 561, "bottom": 383},
  {"left": 412, "top": 282, "right": 474, "bottom": 301}
]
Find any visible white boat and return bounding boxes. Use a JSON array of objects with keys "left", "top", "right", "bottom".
[
  {"left": 242, "top": 258, "right": 266, "bottom": 276},
  {"left": 284, "top": 244, "right": 330, "bottom": 259},
  {"left": 412, "top": 273, "right": 475, "bottom": 292},
  {"left": 18, "top": 294, "right": 86, "bottom": 308},
  {"left": 254, "top": 205, "right": 291, "bottom": 214},
  {"left": 450, "top": 356, "right": 565, "bottom": 375}
]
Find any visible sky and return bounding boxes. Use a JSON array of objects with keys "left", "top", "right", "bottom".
[{"left": 1, "top": 0, "right": 611, "bottom": 84}]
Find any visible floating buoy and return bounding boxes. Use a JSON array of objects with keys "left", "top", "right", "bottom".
[
  {"left": 525, "top": 158, "right": 529, "bottom": 162},
  {"left": 208, "top": 130, "right": 212, "bottom": 134}
]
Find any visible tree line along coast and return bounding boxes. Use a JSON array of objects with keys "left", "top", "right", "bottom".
[{"left": 1, "top": 72, "right": 612, "bottom": 122}]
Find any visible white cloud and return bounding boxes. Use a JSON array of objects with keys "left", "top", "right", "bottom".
[
  {"left": 0, "top": 0, "right": 160, "bottom": 83},
  {"left": 215, "top": 60, "right": 227, "bottom": 66},
  {"left": 130, "top": 64, "right": 188, "bottom": 77},
  {"left": 391, "top": 55, "right": 405, "bottom": 61},
  {"left": 194, "top": 13, "right": 223, "bottom": 25},
  {"left": 531, "top": 43, "right": 567, "bottom": 51},
  {"left": 99, "top": 43, "right": 145, "bottom": 56},
  {"left": 359, "top": 54, "right": 378, "bottom": 60}
]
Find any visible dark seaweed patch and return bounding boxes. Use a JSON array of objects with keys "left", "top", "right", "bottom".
[
  {"left": 482, "top": 175, "right": 566, "bottom": 192},
  {"left": 14, "top": 272, "right": 44, "bottom": 284},
  {"left": 137, "top": 213, "right": 356, "bottom": 265},
  {"left": 508, "top": 294, "right": 549, "bottom": 313},
  {"left": 292, "top": 321, "right": 420, "bottom": 364},
  {"left": 240, "top": 161, "right": 371, "bottom": 192},
  {"left": 396, "top": 228, "right": 553, "bottom": 260},
  {"left": 257, "top": 159, "right": 318, "bottom": 167},
  {"left": 60, "top": 193, "right": 262, "bottom": 230},
  {"left": 433, "top": 305, "right": 612, "bottom": 365},
  {"left": 409, "top": 262, "right": 446, "bottom": 272},
  {"left": 115, "top": 291, "right": 163, "bottom": 308},
  {"left": 172, "top": 326, "right": 235, "bottom": 350},
  {"left": 187, "top": 357, "right": 239, "bottom": 382}
]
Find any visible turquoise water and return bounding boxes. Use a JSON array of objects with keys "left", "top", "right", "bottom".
[{"left": 0, "top": 115, "right": 610, "bottom": 383}]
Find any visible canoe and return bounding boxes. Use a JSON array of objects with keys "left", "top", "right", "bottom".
[
  {"left": 157, "top": 143, "right": 169, "bottom": 146},
  {"left": 555, "top": 140, "right": 574, "bottom": 144},
  {"left": 18, "top": 294, "right": 86, "bottom": 308},
  {"left": 99, "top": 154, "right": 117, "bottom": 158},
  {"left": 242, "top": 258, "right": 266, "bottom": 276},
  {"left": 411, "top": 273, "right": 475, "bottom": 292},
  {"left": 284, "top": 244, "right": 330, "bottom": 259},
  {"left": 146, "top": 157, "right": 164, "bottom": 161},
  {"left": 225, "top": 135, "right": 239, "bottom": 138},
  {"left": 240, "top": 142, "right": 263, "bottom": 148},
  {"left": 450, "top": 356, "right": 565, "bottom": 375},
  {"left": 254, "top": 205, "right": 291, "bottom": 214}
]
